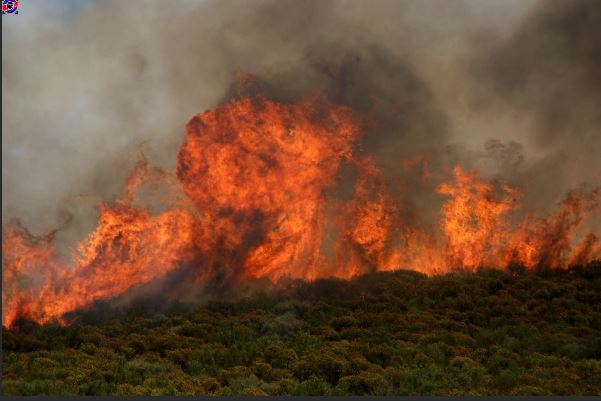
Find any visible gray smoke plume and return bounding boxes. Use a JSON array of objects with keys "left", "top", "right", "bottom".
[
  {"left": 4, "top": 0, "right": 598, "bottom": 262},
  {"left": 474, "top": 0, "right": 601, "bottom": 218}
]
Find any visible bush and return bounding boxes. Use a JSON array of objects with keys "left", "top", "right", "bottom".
[
  {"left": 262, "top": 342, "right": 298, "bottom": 369},
  {"left": 295, "top": 375, "right": 330, "bottom": 396},
  {"left": 334, "top": 372, "right": 391, "bottom": 395},
  {"left": 294, "top": 351, "right": 347, "bottom": 385},
  {"left": 495, "top": 369, "right": 518, "bottom": 389},
  {"left": 3, "top": 262, "right": 601, "bottom": 395}
]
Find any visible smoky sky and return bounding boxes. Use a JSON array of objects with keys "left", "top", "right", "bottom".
[
  {"left": 475, "top": 0, "right": 601, "bottom": 213},
  {"left": 3, "top": 0, "right": 599, "bottom": 255}
]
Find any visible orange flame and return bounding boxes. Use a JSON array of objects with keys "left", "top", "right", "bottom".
[
  {"left": 3, "top": 94, "right": 600, "bottom": 327},
  {"left": 437, "top": 167, "right": 520, "bottom": 271},
  {"left": 335, "top": 158, "right": 398, "bottom": 276},
  {"left": 2, "top": 157, "right": 207, "bottom": 327},
  {"left": 177, "top": 95, "right": 360, "bottom": 281}
]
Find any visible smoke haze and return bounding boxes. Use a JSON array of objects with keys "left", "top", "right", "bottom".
[{"left": 3, "top": 0, "right": 599, "bottom": 257}]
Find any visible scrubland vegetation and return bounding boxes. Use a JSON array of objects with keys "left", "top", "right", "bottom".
[{"left": 3, "top": 261, "right": 601, "bottom": 395}]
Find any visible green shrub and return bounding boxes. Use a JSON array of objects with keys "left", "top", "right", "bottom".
[
  {"left": 3, "top": 262, "right": 601, "bottom": 395},
  {"left": 262, "top": 342, "right": 298, "bottom": 369},
  {"left": 295, "top": 375, "right": 330, "bottom": 396},
  {"left": 334, "top": 371, "right": 391, "bottom": 395}
]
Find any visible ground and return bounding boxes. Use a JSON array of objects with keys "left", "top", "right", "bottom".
[{"left": 3, "top": 262, "right": 601, "bottom": 395}]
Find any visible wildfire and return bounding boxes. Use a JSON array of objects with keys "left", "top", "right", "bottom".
[
  {"left": 437, "top": 167, "right": 520, "bottom": 271},
  {"left": 177, "top": 95, "right": 360, "bottom": 282},
  {"left": 3, "top": 94, "right": 600, "bottom": 327}
]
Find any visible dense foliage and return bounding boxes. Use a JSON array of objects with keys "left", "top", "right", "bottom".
[{"left": 3, "top": 262, "right": 601, "bottom": 395}]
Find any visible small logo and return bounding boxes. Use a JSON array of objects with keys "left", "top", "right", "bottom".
[{"left": 2, "top": 0, "right": 19, "bottom": 14}]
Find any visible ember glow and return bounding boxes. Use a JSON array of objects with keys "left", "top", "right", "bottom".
[{"left": 2, "top": 94, "right": 600, "bottom": 328}]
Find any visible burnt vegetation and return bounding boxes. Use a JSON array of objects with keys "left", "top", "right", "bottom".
[{"left": 3, "top": 261, "right": 601, "bottom": 396}]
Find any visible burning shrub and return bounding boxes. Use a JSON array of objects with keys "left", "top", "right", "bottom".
[{"left": 4, "top": 93, "right": 600, "bottom": 328}]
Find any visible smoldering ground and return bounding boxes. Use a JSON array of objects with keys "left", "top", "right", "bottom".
[{"left": 3, "top": 0, "right": 600, "bottom": 314}]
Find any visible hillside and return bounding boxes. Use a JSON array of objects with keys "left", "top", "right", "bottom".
[{"left": 3, "top": 262, "right": 601, "bottom": 395}]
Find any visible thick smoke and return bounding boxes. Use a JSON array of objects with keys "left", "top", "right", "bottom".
[
  {"left": 2, "top": 0, "right": 543, "bottom": 252},
  {"left": 474, "top": 0, "right": 601, "bottom": 218},
  {"left": 3, "top": 0, "right": 598, "bottom": 297},
  {"left": 464, "top": 0, "right": 601, "bottom": 250}
]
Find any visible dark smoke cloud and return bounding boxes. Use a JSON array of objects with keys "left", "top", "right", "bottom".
[
  {"left": 474, "top": 0, "right": 601, "bottom": 216},
  {"left": 6, "top": 0, "right": 598, "bottom": 271}
]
